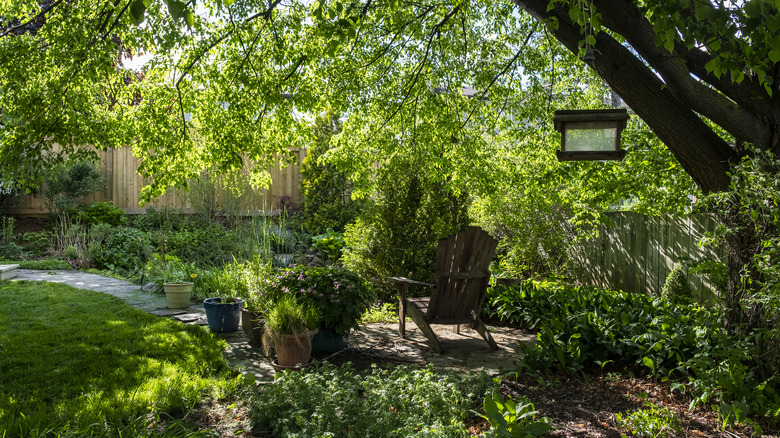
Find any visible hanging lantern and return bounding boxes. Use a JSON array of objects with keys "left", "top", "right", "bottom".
[{"left": 554, "top": 108, "right": 630, "bottom": 161}]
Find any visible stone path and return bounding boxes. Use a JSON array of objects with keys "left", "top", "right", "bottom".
[{"left": 11, "top": 269, "right": 531, "bottom": 383}]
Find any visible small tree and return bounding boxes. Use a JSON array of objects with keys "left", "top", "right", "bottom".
[
  {"left": 44, "top": 161, "right": 105, "bottom": 219},
  {"left": 343, "top": 158, "right": 470, "bottom": 301},
  {"left": 300, "top": 111, "right": 363, "bottom": 235}
]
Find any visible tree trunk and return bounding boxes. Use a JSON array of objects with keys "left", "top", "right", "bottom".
[
  {"left": 719, "top": 202, "right": 763, "bottom": 330},
  {"left": 512, "top": 0, "right": 775, "bottom": 339}
]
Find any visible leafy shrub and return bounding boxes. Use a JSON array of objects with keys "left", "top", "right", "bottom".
[
  {"left": 473, "top": 199, "right": 580, "bottom": 280},
  {"left": 359, "top": 302, "right": 397, "bottom": 324},
  {"left": 615, "top": 402, "right": 681, "bottom": 437},
  {"left": 1, "top": 216, "right": 14, "bottom": 244},
  {"left": 90, "top": 226, "right": 153, "bottom": 276},
  {"left": 702, "top": 147, "right": 780, "bottom": 379},
  {"left": 661, "top": 263, "right": 692, "bottom": 304},
  {"left": 250, "top": 363, "right": 494, "bottom": 437},
  {"left": 485, "top": 281, "right": 780, "bottom": 423},
  {"left": 0, "top": 243, "right": 24, "bottom": 260},
  {"left": 18, "top": 258, "right": 71, "bottom": 270},
  {"left": 43, "top": 161, "right": 105, "bottom": 217},
  {"left": 164, "top": 225, "right": 242, "bottom": 268},
  {"left": 0, "top": 216, "right": 24, "bottom": 259},
  {"left": 78, "top": 201, "right": 127, "bottom": 227},
  {"left": 343, "top": 166, "right": 470, "bottom": 302},
  {"left": 311, "top": 227, "right": 345, "bottom": 262},
  {"left": 258, "top": 265, "right": 377, "bottom": 335},
  {"left": 18, "top": 230, "right": 54, "bottom": 257},
  {"left": 480, "top": 391, "right": 551, "bottom": 437},
  {"left": 130, "top": 207, "right": 187, "bottom": 231}
]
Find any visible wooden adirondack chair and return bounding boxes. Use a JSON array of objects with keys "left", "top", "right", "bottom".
[{"left": 389, "top": 226, "right": 499, "bottom": 353}]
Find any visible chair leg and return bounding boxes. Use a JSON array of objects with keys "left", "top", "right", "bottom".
[
  {"left": 407, "top": 304, "right": 443, "bottom": 354},
  {"left": 472, "top": 318, "right": 499, "bottom": 351},
  {"left": 396, "top": 283, "right": 407, "bottom": 337}
]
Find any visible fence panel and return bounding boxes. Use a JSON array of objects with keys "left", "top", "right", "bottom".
[
  {"left": 1, "top": 147, "right": 306, "bottom": 216},
  {"left": 574, "top": 212, "right": 725, "bottom": 297}
]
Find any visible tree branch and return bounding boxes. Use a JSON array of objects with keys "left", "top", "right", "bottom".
[
  {"left": 0, "top": 0, "right": 64, "bottom": 38},
  {"left": 588, "top": 0, "right": 769, "bottom": 148},
  {"left": 516, "top": 0, "right": 738, "bottom": 193},
  {"left": 460, "top": 29, "right": 533, "bottom": 129}
]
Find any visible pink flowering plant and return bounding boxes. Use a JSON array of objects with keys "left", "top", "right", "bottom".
[{"left": 258, "top": 266, "right": 377, "bottom": 335}]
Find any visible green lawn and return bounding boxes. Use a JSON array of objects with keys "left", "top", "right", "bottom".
[{"left": 0, "top": 281, "right": 243, "bottom": 437}]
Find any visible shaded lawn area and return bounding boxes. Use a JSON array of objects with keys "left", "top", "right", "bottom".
[{"left": 0, "top": 281, "right": 244, "bottom": 437}]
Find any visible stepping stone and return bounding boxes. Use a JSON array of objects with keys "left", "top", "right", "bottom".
[
  {"left": 150, "top": 309, "right": 187, "bottom": 317},
  {"left": 174, "top": 313, "right": 208, "bottom": 325},
  {"left": 0, "top": 264, "right": 19, "bottom": 280}
]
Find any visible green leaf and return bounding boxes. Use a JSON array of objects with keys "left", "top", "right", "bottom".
[
  {"left": 694, "top": 5, "right": 709, "bottom": 21},
  {"left": 642, "top": 356, "right": 655, "bottom": 373},
  {"left": 708, "top": 39, "right": 721, "bottom": 52},
  {"left": 129, "top": 0, "right": 147, "bottom": 25},
  {"left": 184, "top": 10, "right": 195, "bottom": 27},
  {"left": 167, "top": 0, "right": 187, "bottom": 19},
  {"left": 730, "top": 69, "right": 744, "bottom": 84},
  {"left": 769, "top": 49, "right": 780, "bottom": 64},
  {"left": 522, "top": 422, "right": 553, "bottom": 436},
  {"left": 744, "top": 0, "right": 761, "bottom": 19}
]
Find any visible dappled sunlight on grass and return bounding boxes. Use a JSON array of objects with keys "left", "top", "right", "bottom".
[{"left": 0, "top": 281, "right": 243, "bottom": 436}]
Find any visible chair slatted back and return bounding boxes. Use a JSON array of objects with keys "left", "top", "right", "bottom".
[{"left": 427, "top": 226, "right": 497, "bottom": 322}]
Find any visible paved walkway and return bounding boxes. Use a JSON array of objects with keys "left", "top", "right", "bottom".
[{"left": 12, "top": 269, "right": 531, "bottom": 383}]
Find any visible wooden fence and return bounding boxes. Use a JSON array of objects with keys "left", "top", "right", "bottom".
[
  {"left": 573, "top": 211, "right": 725, "bottom": 299},
  {"left": 1, "top": 147, "right": 306, "bottom": 216}
]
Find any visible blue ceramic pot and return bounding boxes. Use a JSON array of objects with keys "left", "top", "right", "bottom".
[
  {"left": 311, "top": 328, "right": 349, "bottom": 354},
  {"left": 203, "top": 297, "right": 245, "bottom": 333}
]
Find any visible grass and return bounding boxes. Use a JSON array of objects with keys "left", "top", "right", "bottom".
[
  {"left": 0, "top": 281, "right": 244, "bottom": 437},
  {"left": 0, "top": 259, "right": 71, "bottom": 270},
  {"left": 358, "top": 302, "right": 397, "bottom": 324}
]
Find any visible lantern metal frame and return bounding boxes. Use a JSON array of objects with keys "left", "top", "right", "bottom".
[{"left": 554, "top": 108, "right": 630, "bottom": 161}]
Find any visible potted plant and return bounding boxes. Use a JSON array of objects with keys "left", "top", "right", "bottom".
[
  {"left": 266, "top": 266, "right": 377, "bottom": 353},
  {"left": 144, "top": 254, "right": 197, "bottom": 309},
  {"left": 201, "top": 266, "right": 246, "bottom": 333},
  {"left": 204, "top": 296, "right": 245, "bottom": 332},
  {"left": 262, "top": 295, "right": 319, "bottom": 371},
  {"left": 241, "top": 290, "right": 266, "bottom": 344}
]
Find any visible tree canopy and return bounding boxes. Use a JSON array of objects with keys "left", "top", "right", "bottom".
[
  {"left": 2, "top": 1, "right": 777, "bottom": 295},
  {"left": 1, "top": 0, "right": 706, "bottom": 209}
]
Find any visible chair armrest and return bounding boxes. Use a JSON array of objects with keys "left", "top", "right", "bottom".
[{"left": 388, "top": 277, "right": 435, "bottom": 288}]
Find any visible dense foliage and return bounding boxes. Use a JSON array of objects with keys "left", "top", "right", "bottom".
[
  {"left": 484, "top": 282, "right": 780, "bottom": 426},
  {"left": 43, "top": 161, "right": 105, "bottom": 217},
  {"left": 703, "top": 148, "right": 780, "bottom": 379},
  {"left": 343, "top": 162, "right": 470, "bottom": 301},
  {"left": 250, "top": 363, "right": 495, "bottom": 437},
  {"left": 256, "top": 265, "right": 377, "bottom": 335},
  {"left": 300, "top": 111, "right": 363, "bottom": 235}
]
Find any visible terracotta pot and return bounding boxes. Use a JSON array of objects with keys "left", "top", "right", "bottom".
[
  {"left": 241, "top": 308, "right": 264, "bottom": 344},
  {"left": 164, "top": 283, "right": 193, "bottom": 309},
  {"left": 274, "top": 329, "right": 318, "bottom": 368}
]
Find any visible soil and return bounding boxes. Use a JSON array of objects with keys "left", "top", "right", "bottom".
[{"left": 6, "top": 216, "right": 48, "bottom": 234}]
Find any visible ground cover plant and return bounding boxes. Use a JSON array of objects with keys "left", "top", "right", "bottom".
[
  {"left": 250, "top": 362, "right": 498, "bottom": 437},
  {"left": 0, "top": 281, "right": 244, "bottom": 437},
  {"left": 484, "top": 281, "right": 780, "bottom": 432}
]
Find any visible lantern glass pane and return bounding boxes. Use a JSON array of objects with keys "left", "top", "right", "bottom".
[{"left": 563, "top": 121, "right": 617, "bottom": 152}]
